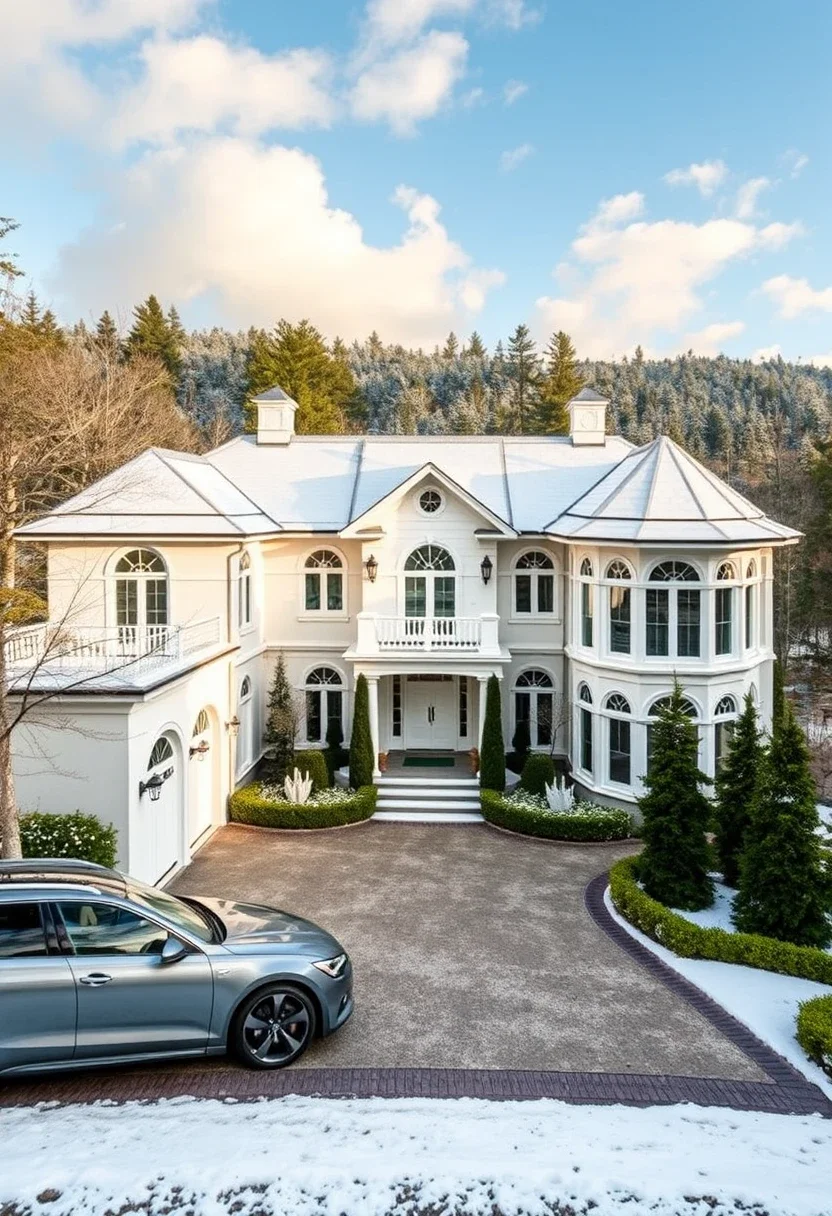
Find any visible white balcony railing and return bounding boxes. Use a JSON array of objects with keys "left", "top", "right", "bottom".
[
  {"left": 352, "top": 612, "right": 501, "bottom": 656},
  {"left": 4, "top": 618, "right": 223, "bottom": 681}
]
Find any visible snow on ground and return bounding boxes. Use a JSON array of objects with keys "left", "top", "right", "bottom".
[
  {"left": 0, "top": 1093, "right": 830, "bottom": 1216},
  {"left": 605, "top": 889, "right": 832, "bottom": 1100},
  {"left": 672, "top": 878, "right": 736, "bottom": 931},
  {"left": 818, "top": 802, "right": 832, "bottom": 833}
]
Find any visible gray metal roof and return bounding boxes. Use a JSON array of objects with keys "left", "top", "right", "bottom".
[{"left": 250, "top": 385, "right": 296, "bottom": 404}]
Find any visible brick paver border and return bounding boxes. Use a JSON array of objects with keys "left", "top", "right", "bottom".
[{"left": 1, "top": 870, "right": 829, "bottom": 1115}]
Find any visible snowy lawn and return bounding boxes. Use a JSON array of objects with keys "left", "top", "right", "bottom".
[
  {"left": 1, "top": 1093, "right": 830, "bottom": 1216},
  {"left": 669, "top": 877, "right": 832, "bottom": 955},
  {"left": 605, "top": 889, "right": 832, "bottom": 1100}
]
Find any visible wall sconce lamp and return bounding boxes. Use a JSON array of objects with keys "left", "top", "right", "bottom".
[
  {"left": 226, "top": 715, "right": 240, "bottom": 738},
  {"left": 189, "top": 738, "right": 210, "bottom": 761},
  {"left": 364, "top": 554, "right": 378, "bottom": 583},
  {"left": 139, "top": 772, "right": 165, "bottom": 802},
  {"left": 480, "top": 555, "right": 493, "bottom": 585}
]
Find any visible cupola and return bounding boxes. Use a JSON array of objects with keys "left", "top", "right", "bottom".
[
  {"left": 252, "top": 385, "right": 298, "bottom": 445},
  {"left": 567, "top": 386, "right": 609, "bottom": 446}
]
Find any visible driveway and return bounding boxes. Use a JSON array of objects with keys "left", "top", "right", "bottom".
[{"left": 171, "top": 822, "right": 763, "bottom": 1081}]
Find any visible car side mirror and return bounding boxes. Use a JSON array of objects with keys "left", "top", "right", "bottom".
[{"left": 161, "top": 935, "right": 188, "bottom": 965}]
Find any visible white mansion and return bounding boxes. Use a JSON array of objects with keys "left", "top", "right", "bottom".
[{"left": 8, "top": 387, "right": 798, "bottom": 884}]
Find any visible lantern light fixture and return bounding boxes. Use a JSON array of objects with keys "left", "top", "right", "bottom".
[
  {"left": 480, "top": 555, "right": 493, "bottom": 585},
  {"left": 364, "top": 554, "right": 378, "bottom": 583},
  {"left": 189, "top": 738, "right": 210, "bottom": 760},
  {"left": 139, "top": 772, "right": 165, "bottom": 802},
  {"left": 226, "top": 715, "right": 240, "bottom": 738}
]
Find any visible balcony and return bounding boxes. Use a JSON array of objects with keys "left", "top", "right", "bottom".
[
  {"left": 4, "top": 617, "right": 225, "bottom": 690},
  {"left": 349, "top": 612, "right": 504, "bottom": 659}
]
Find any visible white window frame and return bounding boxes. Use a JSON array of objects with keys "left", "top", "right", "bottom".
[
  {"left": 714, "top": 562, "right": 736, "bottom": 658},
  {"left": 578, "top": 557, "right": 594, "bottom": 649},
  {"left": 301, "top": 548, "right": 347, "bottom": 619},
  {"left": 238, "top": 551, "right": 253, "bottom": 632},
  {"left": 302, "top": 666, "right": 344, "bottom": 746},
  {"left": 512, "top": 668, "right": 556, "bottom": 751},
  {"left": 604, "top": 559, "right": 633, "bottom": 657},
  {"left": 714, "top": 694, "right": 738, "bottom": 774},
  {"left": 401, "top": 544, "right": 457, "bottom": 621},
  {"left": 575, "top": 683, "right": 594, "bottom": 778},
  {"left": 644, "top": 560, "right": 703, "bottom": 661},
  {"left": 744, "top": 559, "right": 759, "bottom": 651},
  {"left": 603, "top": 693, "right": 632, "bottom": 788},
  {"left": 110, "top": 547, "right": 170, "bottom": 633},
  {"left": 512, "top": 549, "right": 557, "bottom": 620}
]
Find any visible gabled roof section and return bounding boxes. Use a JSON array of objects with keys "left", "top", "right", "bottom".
[
  {"left": 570, "top": 385, "right": 610, "bottom": 404},
  {"left": 550, "top": 435, "right": 801, "bottom": 544},
  {"left": 16, "top": 448, "right": 278, "bottom": 539},
  {"left": 251, "top": 385, "right": 294, "bottom": 403},
  {"left": 340, "top": 461, "right": 517, "bottom": 538}
]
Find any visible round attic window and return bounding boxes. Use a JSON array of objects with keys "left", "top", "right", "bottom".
[{"left": 419, "top": 488, "right": 443, "bottom": 514}]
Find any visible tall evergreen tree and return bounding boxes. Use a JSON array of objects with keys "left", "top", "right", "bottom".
[
  {"left": 638, "top": 682, "right": 714, "bottom": 910},
  {"left": 504, "top": 323, "right": 540, "bottom": 434},
  {"left": 771, "top": 658, "right": 785, "bottom": 734},
  {"left": 538, "top": 331, "right": 583, "bottom": 434},
  {"left": 95, "top": 310, "right": 120, "bottom": 353},
  {"left": 262, "top": 652, "right": 296, "bottom": 782},
  {"left": 479, "top": 674, "right": 506, "bottom": 792},
  {"left": 246, "top": 319, "right": 353, "bottom": 434},
  {"left": 442, "top": 331, "right": 459, "bottom": 360},
  {"left": 734, "top": 700, "right": 831, "bottom": 947},
  {"left": 125, "top": 294, "right": 182, "bottom": 378},
  {"left": 349, "top": 673, "right": 374, "bottom": 789},
  {"left": 0, "top": 216, "right": 22, "bottom": 282},
  {"left": 713, "top": 693, "right": 763, "bottom": 886},
  {"left": 466, "top": 331, "right": 486, "bottom": 359}
]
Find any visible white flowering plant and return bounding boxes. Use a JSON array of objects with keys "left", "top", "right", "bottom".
[{"left": 18, "top": 812, "right": 118, "bottom": 867}]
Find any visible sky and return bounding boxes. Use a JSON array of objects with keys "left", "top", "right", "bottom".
[{"left": 3, "top": 0, "right": 832, "bottom": 362}]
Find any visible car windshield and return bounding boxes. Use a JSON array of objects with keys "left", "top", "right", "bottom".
[{"left": 126, "top": 879, "right": 215, "bottom": 944}]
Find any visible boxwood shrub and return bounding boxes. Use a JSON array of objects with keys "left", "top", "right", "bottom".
[
  {"left": 229, "top": 783, "right": 377, "bottom": 830},
  {"left": 796, "top": 994, "right": 832, "bottom": 1079},
  {"left": 609, "top": 855, "right": 832, "bottom": 984},
  {"left": 519, "top": 753, "right": 555, "bottom": 796},
  {"left": 291, "top": 749, "right": 330, "bottom": 791},
  {"left": 19, "top": 811, "right": 118, "bottom": 868},
  {"left": 481, "top": 789, "right": 632, "bottom": 842}
]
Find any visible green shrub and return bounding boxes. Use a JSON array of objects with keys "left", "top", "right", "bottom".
[
  {"left": 349, "top": 673, "right": 375, "bottom": 790},
  {"left": 511, "top": 719, "right": 531, "bottom": 762},
  {"left": 325, "top": 719, "right": 348, "bottom": 781},
  {"left": 519, "top": 752, "right": 555, "bottom": 796},
  {"left": 609, "top": 855, "right": 832, "bottom": 984},
  {"left": 481, "top": 789, "right": 632, "bottom": 842},
  {"left": 292, "top": 749, "right": 330, "bottom": 791},
  {"left": 263, "top": 651, "right": 296, "bottom": 783},
  {"left": 796, "top": 994, "right": 832, "bottom": 1079},
  {"left": 229, "top": 784, "right": 377, "bottom": 830},
  {"left": 479, "top": 674, "right": 505, "bottom": 792},
  {"left": 19, "top": 812, "right": 118, "bottom": 868}
]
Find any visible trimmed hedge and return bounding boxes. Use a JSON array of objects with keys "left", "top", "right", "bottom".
[
  {"left": 481, "top": 789, "right": 632, "bottom": 842},
  {"left": 229, "top": 784, "right": 377, "bottom": 830},
  {"left": 20, "top": 811, "right": 118, "bottom": 868},
  {"left": 796, "top": 994, "right": 832, "bottom": 1079},
  {"left": 292, "top": 749, "right": 330, "bottom": 791},
  {"left": 609, "top": 855, "right": 832, "bottom": 984},
  {"left": 519, "top": 752, "right": 555, "bottom": 796}
]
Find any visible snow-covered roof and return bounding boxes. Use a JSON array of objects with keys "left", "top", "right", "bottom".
[{"left": 18, "top": 432, "right": 799, "bottom": 547}]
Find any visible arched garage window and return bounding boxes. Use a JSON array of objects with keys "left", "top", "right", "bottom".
[
  {"left": 514, "top": 669, "right": 554, "bottom": 747},
  {"left": 305, "top": 667, "right": 343, "bottom": 745},
  {"left": 605, "top": 693, "right": 631, "bottom": 786}
]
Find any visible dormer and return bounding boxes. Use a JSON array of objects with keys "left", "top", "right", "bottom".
[
  {"left": 253, "top": 385, "right": 298, "bottom": 445},
  {"left": 568, "top": 386, "right": 609, "bottom": 446}
]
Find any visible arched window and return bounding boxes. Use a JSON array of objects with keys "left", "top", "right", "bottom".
[
  {"left": 715, "top": 563, "right": 735, "bottom": 657},
  {"left": 579, "top": 558, "right": 594, "bottom": 647},
  {"left": 577, "top": 683, "right": 593, "bottom": 774},
  {"left": 647, "top": 561, "right": 700, "bottom": 658},
  {"left": 604, "top": 694, "right": 631, "bottom": 786},
  {"left": 237, "top": 676, "right": 254, "bottom": 774},
  {"left": 514, "top": 551, "right": 555, "bottom": 616},
  {"left": 147, "top": 735, "right": 174, "bottom": 772},
  {"left": 606, "top": 561, "right": 632, "bottom": 655},
  {"left": 745, "top": 560, "right": 757, "bottom": 650},
  {"left": 514, "top": 669, "right": 554, "bottom": 748},
  {"left": 714, "top": 694, "right": 738, "bottom": 773},
  {"left": 646, "top": 694, "right": 699, "bottom": 772},
  {"left": 305, "top": 667, "right": 343, "bottom": 745},
  {"left": 404, "top": 546, "right": 455, "bottom": 619},
  {"left": 114, "top": 548, "right": 168, "bottom": 636},
  {"left": 193, "top": 708, "right": 210, "bottom": 737},
  {"left": 238, "top": 551, "right": 252, "bottom": 629},
  {"left": 304, "top": 549, "right": 343, "bottom": 613}
]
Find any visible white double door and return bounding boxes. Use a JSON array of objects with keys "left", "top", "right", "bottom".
[{"left": 405, "top": 677, "right": 457, "bottom": 749}]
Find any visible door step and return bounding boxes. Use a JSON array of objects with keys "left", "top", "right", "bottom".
[
  {"left": 376, "top": 797, "right": 482, "bottom": 812},
  {"left": 376, "top": 776, "right": 479, "bottom": 787},
  {"left": 374, "top": 810, "right": 484, "bottom": 823},
  {"left": 373, "top": 774, "right": 483, "bottom": 823}
]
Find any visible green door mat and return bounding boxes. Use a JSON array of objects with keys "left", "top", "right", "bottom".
[{"left": 402, "top": 755, "right": 455, "bottom": 768}]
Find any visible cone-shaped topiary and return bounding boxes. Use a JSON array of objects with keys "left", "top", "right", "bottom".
[
  {"left": 771, "top": 658, "right": 785, "bottom": 738},
  {"left": 638, "top": 681, "right": 714, "bottom": 910},
  {"left": 263, "top": 651, "right": 296, "bottom": 783},
  {"left": 479, "top": 675, "right": 506, "bottom": 792},
  {"left": 519, "top": 752, "right": 555, "bottom": 796},
  {"left": 734, "top": 699, "right": 831, "bottom": 947},
  {"left": 512, "top": 718, "right": 531, "bottom": 762},
  {"left": 714, "top": 692, "right": 763, "bottom": 887},
  {"left": 325, "top": 716, "right": 347, "bottom": 782},
  {"left": 294, "top": 749, "right": 330, "bottom": 792},
  {"left": 349, "top": 673, "right": 375, "bottom": 790}
]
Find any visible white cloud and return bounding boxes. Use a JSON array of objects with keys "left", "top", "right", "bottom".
[
  {"left": 500, "top": 142, "right": 535, "bottom": 171},
  {"left": 752, "top": 344, "right": 782, "bottom": 363},
  {"left": 762, "top": 274, "right": 832, "bottom": 318},
  {"left": 461, "top": 86, "right": 486, "bottom": 107},
  {"left": 682, "top": 320, "right": 745, "bottom": 355},
  {"left": 664, "top": 159, "right": 728, "bottom": 197},
  {"left": 484, "top": 0, "right": 543, "bottom": 28},
  {"left": 362, "top": 0, "right": 475, "bottom": 47},
  {"left": 783, "top": 149, "right": 809, "bottom": 179},
  {"left": 503, "top": 79, "right": 528, "bottom": 104},
  {"left": 535, "top": 192, "right": 803, "bottom": 358},
  {"left": 735, "top": 176, "right": 771, "bottom": 220},
  {"left": 110, "top": 38, "right": 335, "bottom": 145},
  {"left": 50, "top": 138, "right": 505, "bottom": 347},
  {"left": 350, "top": 30, "right": 468, "bottom": 134}
]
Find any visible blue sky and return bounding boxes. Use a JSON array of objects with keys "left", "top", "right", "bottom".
[{"left": 4, "top": 0, "right": 832, "bottom": 361}]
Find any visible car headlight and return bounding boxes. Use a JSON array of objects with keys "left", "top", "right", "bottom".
[{"left": 313, "top": 953, "right": 348, "bottom": 978}]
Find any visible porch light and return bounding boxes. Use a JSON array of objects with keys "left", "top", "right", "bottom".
[
  {"left": 364, "top": 554, "right": 378, "bottom": 583},
  {"left": 226, "top": 715, "right": 240, "bottom": 738},
  {"left": 139, "top": 772, "right": 165, "bottom": 802},
  {"left": 480, "top": 555, "right": 493, "bottom": 585},
  {"left": 189, "top": 738, "right": 210, "bottom": 761}
]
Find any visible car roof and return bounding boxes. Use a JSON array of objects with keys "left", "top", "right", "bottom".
[{"left": 0, "top": 859, "right": 127, "bottom": 898}]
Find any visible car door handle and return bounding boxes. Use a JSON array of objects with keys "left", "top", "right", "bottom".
[{"left": 79, "top": 973, "right": 113, "bottom": 986}]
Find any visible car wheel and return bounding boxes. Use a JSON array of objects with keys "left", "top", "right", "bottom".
[{"left": 232, "top": 984, "right": 317, "bottom": 1069}]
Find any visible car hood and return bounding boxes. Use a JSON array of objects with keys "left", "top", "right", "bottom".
[{"left": 193, "top": 897, "right": 343, "bottom": 957}]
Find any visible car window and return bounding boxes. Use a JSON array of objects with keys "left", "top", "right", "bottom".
[
  {"left": 57, "top": 901, "right": 169, "bottom": 956},
  {"left": 0, "top": 902, "right": 48, "bottom": 958},
  {"left": 125, "top": 881, "right": 215, "bottom": 944}
]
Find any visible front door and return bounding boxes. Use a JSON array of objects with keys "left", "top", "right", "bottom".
[{"left": 406, "top": 677, "right": 456, "bottom": 749}]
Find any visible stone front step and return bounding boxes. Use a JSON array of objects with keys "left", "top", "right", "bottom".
[
  {"left": 376, "top": 796, "right": 482, "bottom": 812},
  {"left": 373, "top": 810, "right": 484, "bottom": 823},
  {"left": 376, "top": 776, "right": 479, "bottom": 788},
  {"left": 373, "top": 774, "right": 483, "bottom": 822}
]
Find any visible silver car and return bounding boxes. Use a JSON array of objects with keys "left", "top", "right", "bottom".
[{"left": 0, "top": 859, "right": 353, "bottom": 1076}]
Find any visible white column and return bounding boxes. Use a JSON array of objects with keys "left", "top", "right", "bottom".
[
  {"left": 477, "top": 675, "right": 489, "bottom": 748},
  {"left": 367, "top": 675, "right": 381, "bottom": 777}
]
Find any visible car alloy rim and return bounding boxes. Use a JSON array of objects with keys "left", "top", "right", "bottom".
[{"left": 243, "top": 991, "right": 311, "bottom": 1063}]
